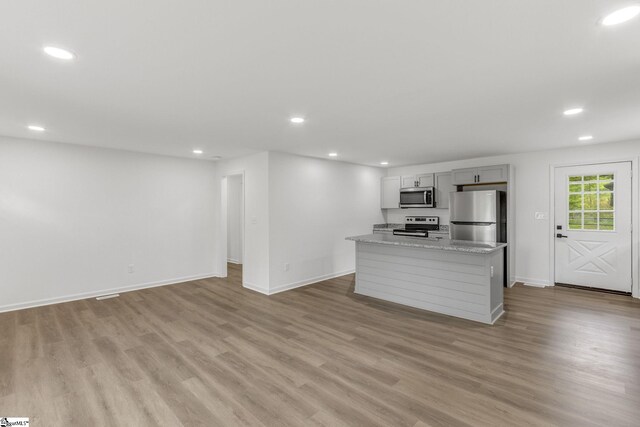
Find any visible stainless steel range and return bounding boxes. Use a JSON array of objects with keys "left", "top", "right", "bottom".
[{"left": 393, "top": 216, "right": 439, "bottom": 238}]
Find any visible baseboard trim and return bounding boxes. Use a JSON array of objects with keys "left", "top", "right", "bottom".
[
  {"left": 0, "top": 272, "right": 219, "bottom": 313},
  {"left": 241, "top": 270, "right": 355, "bottom": 296},
  {"left": 268, "top": 269, "right": 355, "bottom": 295},
  {"left": 515, "top": 276, "right": 551, "bottom": 288},
  {"left": 490, "top": 304, "right": 505, "bottom": 324},
  {"left": 242, "top": 281, "right": 269, "bottom": 295}
]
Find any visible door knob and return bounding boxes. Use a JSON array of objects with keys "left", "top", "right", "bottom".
[{"left": 556, "top": 233, "right": 568, "bottom": 238}]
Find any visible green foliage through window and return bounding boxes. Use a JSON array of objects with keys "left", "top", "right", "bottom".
[{"left": 567, "top": 174, "right": 614, "bottom": 231}]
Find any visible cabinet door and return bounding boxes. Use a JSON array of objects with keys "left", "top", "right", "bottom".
[
  {"left": 381, "top": 176, "right": 401, "bottom": 209},
  {"left": 401, "top": 175, "right": 417, "bottom": 188},
  {"left": 451, "top": 168, "right": 478, "bottom": 185},
  {"left": 477, "top": 165, "right": 508, "bottom": 184},
  {"left": 416, "top": 173, "right": 434, "bottom": 188},
  {"left": 434, "top": 172, "right": 454, "bottom": 209}
]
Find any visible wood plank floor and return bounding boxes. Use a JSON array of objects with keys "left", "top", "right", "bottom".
[{"left": 1, "top": 263, "right": 639, "bottom": 426}]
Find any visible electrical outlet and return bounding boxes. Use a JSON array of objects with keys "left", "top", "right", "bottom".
[
  {"left": 128, "top": 264, "right": 135, "bottom": 274},
  {"left": 490, "top": 265, "right": 494, "bottom": 277},
  {"left": 284, "top": 263, "right": 290, "bottom": 272}
]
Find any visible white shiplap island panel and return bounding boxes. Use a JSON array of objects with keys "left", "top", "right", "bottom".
[{"left": 347, "top": 234, "right": 505, "bottom": 324}]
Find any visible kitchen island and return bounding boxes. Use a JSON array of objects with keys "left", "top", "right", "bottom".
[{"left": 346, "top": 234, "right": 507, "bottom": 324}]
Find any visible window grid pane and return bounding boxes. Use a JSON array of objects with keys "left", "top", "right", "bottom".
[{"left": 567, "top": 174, "right": 615, "bottom": 231}]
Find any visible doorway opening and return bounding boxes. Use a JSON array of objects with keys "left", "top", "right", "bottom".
[
  {"left": 222, "top": 173, "right": 244, "bottom": 285},
  {"left": 553, "top": 161, "right": 632, "bottom": 293}
]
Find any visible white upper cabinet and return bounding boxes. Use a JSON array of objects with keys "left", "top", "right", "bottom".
[
  {"left": 381, "top": 176, "right": 401, "bottom": 209},
  {"left": 477, "top": 165, "right": 508, "bottom": 183},
  {"left": 401, "top": 175, "right": 417, "bottom": 188},
  {"left": 451, "top": 164, "right": 509, "bottom": 185},
  {"left": 401, "top": 173, "right": 434, "bottom": 188},
  {"left": 434, "top": 172, "right": 454, "bottom": 209},
  {"left": 417, "top": 173, "right": 435, "bottom": 188},
  {"left": 451, "top": 168, "right": 478, "bottom": 186}
]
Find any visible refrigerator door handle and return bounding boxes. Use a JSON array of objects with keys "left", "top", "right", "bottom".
[{"left": 450, "top": 221, "right": 495, "bottom": 225}]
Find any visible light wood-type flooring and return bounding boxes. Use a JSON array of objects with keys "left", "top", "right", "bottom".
[{"left": 1, "top": 263, "right": 639, "bottom": 426}]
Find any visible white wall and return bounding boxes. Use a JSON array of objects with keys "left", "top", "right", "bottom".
[
  {"left": 385, "top": 139, "right": 640, "bottom": 292},
  {"left": 268, "top": 152, "right": 385, "bottom": 293},
  {"left": 226, "top": 174, "right": 243, "bottom": 264},
  {"left": 0, "top": 136, "right": 218, "bottom": 312},
  {"left": 216, "top": 152, "right": 270, "bottom": 293}
]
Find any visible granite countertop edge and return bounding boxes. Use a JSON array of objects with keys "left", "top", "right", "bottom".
[{"left": 346, "top": 234, "right": 507, "bottom": 254}]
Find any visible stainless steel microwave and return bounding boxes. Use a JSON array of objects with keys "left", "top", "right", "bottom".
[{"left": 399, "top": 187, "right": 435, "bottom": 208}]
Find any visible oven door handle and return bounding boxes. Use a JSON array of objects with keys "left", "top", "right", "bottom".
[{"left": 393, "top": 231, "right": 427, "bottom": 237}]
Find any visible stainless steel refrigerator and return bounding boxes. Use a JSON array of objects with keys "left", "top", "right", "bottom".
[{"left": 449, "top": 190, "right": 506, "bottom": 243}]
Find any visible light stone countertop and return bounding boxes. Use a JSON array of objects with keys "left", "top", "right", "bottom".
[{"left": 347, "top": 233, "right": 507, "bottom": 254}]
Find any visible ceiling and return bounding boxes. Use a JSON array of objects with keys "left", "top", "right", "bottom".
[{"left": 1, "top": 0, "right": 639, "bottom": 166}]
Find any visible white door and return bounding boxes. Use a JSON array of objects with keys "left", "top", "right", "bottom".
[{"left": 554, "top": 162, "right": 632, "bottom": 291}]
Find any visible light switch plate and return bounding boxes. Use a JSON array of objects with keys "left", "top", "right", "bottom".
[{"left": 535, "top": 212, "right": 549, "bottom": 220}]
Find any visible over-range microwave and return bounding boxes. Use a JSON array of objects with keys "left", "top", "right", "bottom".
[{"left": 399, "top": 187, "right": 435, "bottom": 208}]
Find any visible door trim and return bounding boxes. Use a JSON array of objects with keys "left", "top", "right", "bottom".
[
  {"left": 549, "top": 158, "right": 639, "bottom": 298},
  {"left": 219, "top": 169, "right": 246, "bottom": 281}
]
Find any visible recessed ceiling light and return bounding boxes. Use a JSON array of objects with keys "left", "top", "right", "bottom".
[
  {"left": 328, "top": 152, "right": 338, "bottom": 157},
  {"left": 380, "top": 161, "right": 389, "bottom": 165},
  {"left": 563, "top": 107, "right": 584, "bottom": 116},
  {"left": 27, "top": 125, "right": 45, "bottom": 131},
  {"left": 602, "top": 5, "right": 640, "bottom": 26},
  {"left": 43, "top": 46, "right": 75, "bottom": 60},
  {"left": 290, "top": 117, "right": 305, "bottom": 124},
  {"left": 193, "top": 149, "right": 203, "bottom": 154},
  {"left": 578, "top": 135, "right": 594, "bottom": 141}
]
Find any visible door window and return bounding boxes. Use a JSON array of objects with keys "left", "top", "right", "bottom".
[{"left": 567, "top": 174, "right": 614, "bottom": 231}]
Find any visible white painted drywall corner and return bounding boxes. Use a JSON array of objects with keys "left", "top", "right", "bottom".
[
  {"left": 267, "top": 151, "right": 384, "bottom": 293},
  {"left": 0, "top": 136, "right": 219, "bottom": 312},
  {"left": 216, "top": 152, "right": 270, "bottom": 293}
]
